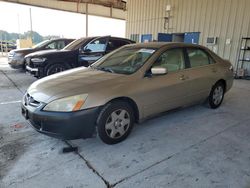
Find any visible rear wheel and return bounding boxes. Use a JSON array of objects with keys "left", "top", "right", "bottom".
[
  {"left": 97, "top": 101, "right": 135, "bottom": 144},
  {"left": 208, "top": 82, "right": 225, "bottom": 109},
  {"left": 45, "top": 63, "right": 68, "bottom": 77}
]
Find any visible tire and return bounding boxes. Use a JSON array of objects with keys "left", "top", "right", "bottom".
[
  {"left": 22, "top": 60, "right": 26, "bottom": 70},
  {"left": 97, "top": 101, "right": 135, "bottom": 144},
  {"left": 44, "top": 63, "right": 69, "bottom": 77},
  {"left": 208, "top": 81, "right": 225, "bottom": 109}
]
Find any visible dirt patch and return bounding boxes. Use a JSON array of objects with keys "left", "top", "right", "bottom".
[
  {"left": 0, "top": 122, "right": 30, "bottom": 180},
  {"left": 0, "top": 138, "right": 25, "bottom": 179}
]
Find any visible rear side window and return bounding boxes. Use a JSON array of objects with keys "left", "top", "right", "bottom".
[
  {"left": 153, "top": 48, "right": 185, "bottom": 72},
  {"left": 45, "top": 42, "right": 57, "bottom": 49},
  {"left": 106, "top": 39, "right": 130, "bottom": 51},
  {"left": 187, "top": 48, "right": 210, "bottom": 68},
  {"left": 65, "top": 40, "right": 73, "bottom": 46},
  {"left": 46, "top": 41, "right": 67, "bottom": 50},
  {"left": 56, "top": 41, "right": 66, "bottom": 49}
]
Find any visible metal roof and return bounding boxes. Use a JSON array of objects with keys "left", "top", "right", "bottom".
[{"left": 2, "top": 0, "right": 126, "bottom": 19}]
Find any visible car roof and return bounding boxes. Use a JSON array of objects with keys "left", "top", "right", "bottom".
[
  {"left": 109, "top": 37, "right": 135, "bottom": 42},
  {"left": 49, "top": 38, "right": 75, "bottom": 41},
  {"left": 125, "top": 42, "right": 207, "bottom": 49},
  {"left": 77, "top": 36, "right": 134, "bottom": 43}
]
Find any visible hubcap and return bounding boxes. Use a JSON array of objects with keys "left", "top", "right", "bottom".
[
  {"left": 105, "top": 109, "right": 130, "bottom": 139},
  {"left": 212, "top": 86, "right": 224, "bottom": 105},
  {"left": 49, "top": 66, "right": 65, "bottom": 75}
]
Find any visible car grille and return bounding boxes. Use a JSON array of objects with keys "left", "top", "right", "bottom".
[
  {"left": 23, "top": 93, "right": 41, "bottom": 108},
  {"left": 25, "top": 57, "right": 33, "bottom": 67},
  {"left": 8, "top": 52, "right": 14, "bottom": 58},
  {"left": 26, "top": 58, "right": 38, "bottom": 69}
]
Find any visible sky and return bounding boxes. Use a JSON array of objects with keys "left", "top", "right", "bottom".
[{"left": 0, "top": 2, "right": 125, "bottom": 39}]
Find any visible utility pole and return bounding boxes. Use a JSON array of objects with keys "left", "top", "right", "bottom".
[
  {"left": 86, "top": 3, "right": 88, "bottom": 37},
  {"left": 29, "top": 8, "right": 33, "bottom": 43},
  {"left": 0, "top": 32, "right": 3, "bottom": 56},
  {"left": 17, "top": 13, "right": 21, "bottom": 39},
  {"left": 4, "top": 33, "right": 7, "bottom": 54}
]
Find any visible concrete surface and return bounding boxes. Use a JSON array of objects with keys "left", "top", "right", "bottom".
[{"left": 0, "top": 55, "right": 250, "bottom": 188}]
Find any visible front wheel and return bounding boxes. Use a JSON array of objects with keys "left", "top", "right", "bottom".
[
  {"left": 97, "top": 101, "right": 135, "bottom": 144},
  {"left": 208, "top": 82, "right": 225, "bottom": 109},
  {"left": 44, "top": 63, "right": 68, "bottom": 77}
]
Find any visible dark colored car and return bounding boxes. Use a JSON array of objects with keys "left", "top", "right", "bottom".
[
  {"left": 25, "top": 36, "right": 135, "bottom": 78},
  {"left": 0, "top": 41, "right": 16, "bottom": 52},
  {"left": 8, "top": 38, "right": 74, "bottom": 69}
]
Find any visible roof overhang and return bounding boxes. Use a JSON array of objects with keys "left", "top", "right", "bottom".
[{"left": 1, "top": 0, "right": 127, "bottom": 20}]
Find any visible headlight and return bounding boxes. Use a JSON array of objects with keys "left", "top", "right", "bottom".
[
  {"left": 43, "top": 94, "right": 88, "bottom": 112},
  {"left": 31, "top": 57, "right": 46, "bottom": 63},
  {"left": 8, "top": 52, "right": 14, "bottom": 57},
  {"left": 14, "top": 53, "right": 23, "bottom": 57}
]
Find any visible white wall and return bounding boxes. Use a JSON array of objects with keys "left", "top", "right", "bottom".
[{"left": 126, "top": 0, "right": 250, "bottom": 66}]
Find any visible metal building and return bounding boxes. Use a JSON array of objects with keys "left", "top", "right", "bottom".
[{"left": 126, "top": 0, "right": 250, "bottom": 67}]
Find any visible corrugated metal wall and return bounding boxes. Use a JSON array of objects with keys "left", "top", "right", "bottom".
[{"left": 126, "top": 0, "right": 250, "bottom": 66}]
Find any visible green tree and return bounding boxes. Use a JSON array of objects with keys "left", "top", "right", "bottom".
[{"left": 23, "top": 31, "right": 43, "bottom": 44}]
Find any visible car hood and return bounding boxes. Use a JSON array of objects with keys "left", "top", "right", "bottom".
[
  {"left": 25, "top": 49, "right": 61, "bottom": 58},
  {"left": 27, "top": 67, "right": 126, "bottom": 103},
  {"left": 10, "top": 48, "right": 34, "bottom": 54}
]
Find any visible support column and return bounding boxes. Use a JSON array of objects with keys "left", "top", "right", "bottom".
[
  {"left": 86, "top": 3, "right": 88, "bottom": 37},
  {"left": 29, "top": 8, "right": 33, "bottom": 43}
]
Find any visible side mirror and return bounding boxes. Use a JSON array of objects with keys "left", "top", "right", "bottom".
[
  {"left": 83, "top": 48, "right": 91, "bottom": 53},
  {"left": 79, "top": 48, "right": 91, "bottom": 54},
  {"left": 151, "top": 66, "right": 168, "bottom": 75}
]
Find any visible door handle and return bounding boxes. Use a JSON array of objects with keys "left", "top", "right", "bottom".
[
  {"left": 179, "top": 75, "right": 189, "bottom": 80},
  {"left": 211, "top": 68, "right": 217, "bottom": 73}
]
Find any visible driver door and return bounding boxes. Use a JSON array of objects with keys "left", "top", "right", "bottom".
[{"left": 78, "top": 37, "right": 108, "bottom": 67}]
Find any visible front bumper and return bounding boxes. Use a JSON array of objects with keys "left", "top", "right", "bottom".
[
  {"left": 26, "top": 65, "right": 42, "bottom": 77},
  {"left": 8, "top": 57, "right": 24, "bottom": 69},
  {"left": 25, "top": 57, "right": 41, "bottom": 77},
  {"left": 26, "top": 65, "right": 38, "bottom": 72},
  {"left": 21, "top": 103, "right": 100, "bottom": 140}
]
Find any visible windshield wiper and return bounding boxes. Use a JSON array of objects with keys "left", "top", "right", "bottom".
[{"left": 96, "top": 67, "right": 114, "bottom": 73}]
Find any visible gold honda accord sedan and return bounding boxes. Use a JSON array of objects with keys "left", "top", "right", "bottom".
[{"left": 22, "top": 42, "right": 233, "bottom": 144}]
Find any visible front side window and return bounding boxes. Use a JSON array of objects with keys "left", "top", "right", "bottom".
[
  {"left": 84, "top": 38, "right": 107, "bottom": 52},
  {"left": 152, "top": 48, "right": 185, "bottom": 72},
  {"left": 92, "top": 47, "right": 156, "bottom": 75},
  {"left": 187, "top": 48, "right": 210, "bottom": 68}
]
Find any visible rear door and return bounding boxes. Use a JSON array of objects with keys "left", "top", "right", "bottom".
[
  {"left": 184, "top": 48, "right": 220, "bottom": 103},
  {"left": 78, "top": 37, "right": 108, "bottom": 66}
]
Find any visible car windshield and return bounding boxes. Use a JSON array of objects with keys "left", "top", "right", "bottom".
[
  {"left": 92, "top": 47, "right": 156, "bottom": 75},
  {"left": 33, "top": 40, "right": 50, "bottom": 49},
  {"left": 63, "top": 38, "right": 90, "bottom": 51}
]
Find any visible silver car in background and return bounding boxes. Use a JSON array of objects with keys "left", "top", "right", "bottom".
[{"left": 21, "top": 42, "right": 233, "bottom": 144}]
